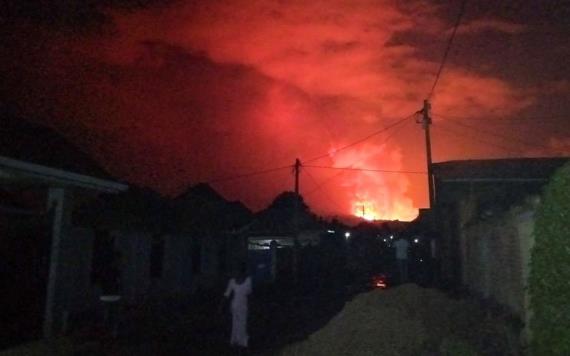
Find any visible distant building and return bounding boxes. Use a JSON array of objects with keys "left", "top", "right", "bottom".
[
  {"left": 171, "top": 183, "right": 253, "bottom": 289},
  {"left": 241, "top": 192, "right": 323, "bottom": 284}
]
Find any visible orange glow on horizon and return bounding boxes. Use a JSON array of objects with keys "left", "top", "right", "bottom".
[
  {"left": 352, "top": 199, "right": 418, "bottom": 222},
  {"left": 328, "top": 143, "right": 419, "bottom": 222},
  {"left": 353, "top": 200, "right": 380, "bottom": 221},
  {"left": 3, "top": 0, "right": 544, "bottom": 217}
]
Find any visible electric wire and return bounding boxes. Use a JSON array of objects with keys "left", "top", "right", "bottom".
[
  {"left": 203, "top": 114, "right": 415, "bottom": 187},
  {"left": 304, "top": 165, "right": 427, "bottom": 175},
  {"left": 304, "top": 166, "right": 347, "bottom": 197},
  {"left": 302, "top": 167, "right": 347, "bottom": 213},
  {"left": 433, "top": 112, "right": 569, "bottom": 122},
  {"left": 441, "top": 116, "right": 553, "bottom": 152},
  {"left": 201, "top": 114, "right": 416, "bottom": 187},
  {"left": 205, "top": 164, "right": 293, "bottom": 184},
  {"left": 427, "top": 0, "right": 468, "bottom": 100},
  {"left": 304, "top": 117, "right": 417, "bottom": 196},
  {"left": 304, "top": 113, "right": 416, "bottom": 164},
  {"left": 434, "top": 123, "right": 523, "bottom": 155}
]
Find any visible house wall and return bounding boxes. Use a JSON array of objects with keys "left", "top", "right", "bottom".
[
  {"left": 201, "top": 235, "right": 220, "bottom": 277},
  {"left": 52, "top": 228, "right": 154, "bottom": 322},
  {"left": 116, "top": 232, "right": 196, "bottom": 299},
  {"left": 191, "top": 234, "right": 246, "bottom": 291},
  {"left": 52, "top": 227, "right": 240, "bottom": 331},
  {"left": 517, "top": 210, "right": 535, "bottom": 344},
  {"left": 437, "top": 200, "right": 465, "bottom": 288},
  {"left": 114, "top": 230, "right": 153, "bottom": 302},
  {"left": 160, "top": 233, "right": 194, "bottom": 295},
  {"left": 60, "top": 229, "right": 197, "bottom": 317},
  {"left": 460, "top": 202, "right": 536, "bottom": 323},
  {"left": 63, "top": 227, "right": 99, "bottom": 314}
]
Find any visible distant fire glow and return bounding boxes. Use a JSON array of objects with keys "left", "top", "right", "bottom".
[
  {"left": 352, "top": 197, "right": 417, "bottom": 221},
  {"left": 353, "top": 201, "right": 380, "bottom": 221},
  {"left": 1, "top": 0, "right": 547, "bottom": 219},
  {"left": 330, "top": 144, "right": 418, "bottom": 221}
]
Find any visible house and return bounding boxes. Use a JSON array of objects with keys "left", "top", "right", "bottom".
[
  {"left": 0, "top": 113, "right": 130, "bottom": 344},
  {"left": 74, "top": 188, "right": 193, "bottom": 302},
  {"left": 432, "top": 157, "right": 569, "bottom": 339},
  {"left": 75, "top": 181, "right": 254, "bottom": 303},
  {"left": 172, "top": 183, "right": 253, "bottom": 290},
  {"left": 0, "top": 155, "right": 127, "bottom": 344},
  {"left": 1, "top": 113, "right": 255, "bottom": 343},
  {"left": 242, "top": 192, "right": 323, "bottom": 285}
]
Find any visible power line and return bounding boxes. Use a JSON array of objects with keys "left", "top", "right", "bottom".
[
  {"left": 380, "top": 114, "right": 416, "bottom": 146},
  {"left": 434, "top": 123, "right": 523, "bottom": 155},
  {"left": 202, "top": 115, "right": 415, "bottom": 187},
  {"left": 427, "top": 0, "right": 468, "bottom": 100},
  {"left": 302, "top": 168, "right": 347, "bottom": 213},
  {"left": 206, "top": 164, "right": 292, "bottom": 184},
  {"left": 304, "top": 168, "right": 346, "bottom": 196},
  {"left": 303, "top": 118, "right": 416, "bottom": 196},
  {"left": 433, "top": 112, "right": 569, "bottom": 122},
  {"left": 441, "top": 117, "right": 553, "bottom": 152},
  {"left": 304, "top": 113, "right": 416, "bottom": 164},
  {"left": 195, "top": 113, "right": 418, "bottom": 190},
  {"left": 304, "top": 165, "right": 427, "bottom": 175}
]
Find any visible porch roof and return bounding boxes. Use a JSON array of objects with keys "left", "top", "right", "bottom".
[{"left": 0, "top": 155, "right": 128, "bottom": 193}]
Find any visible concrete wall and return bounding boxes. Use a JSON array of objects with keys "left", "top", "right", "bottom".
[
  {"left": 191, "top": 234, "right": 246, "bottom": 290},
  {"left": 63, "top": 228, "right": 99, "bottom": 313},
  {"left": 114, "top": 231, "right": 196, "bottom": 300},
  {"left": 460, "top": 202, "right": 536, "bottom": 323},
  {"left": 58, "top": 229, "right": 196, "bottom": 317},
  {"left": 50, "top": 227, "right": 153, "bottom": 323},
  {"left": 50, "top": 226, "right": 241, "bottom": 334},
  {"left": 114, "top": 230, "right": 153, "bottom": 301},
  {"left": 160, "top": 233, "right": 194, "bottom": 295}
]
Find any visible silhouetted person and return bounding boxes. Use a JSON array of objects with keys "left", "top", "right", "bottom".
[
  {"left": 393, "top": 236, "right": 410, "bottom": 284},
  {"left": 223, "top": 263, "right": 252, "bottom": 353}
]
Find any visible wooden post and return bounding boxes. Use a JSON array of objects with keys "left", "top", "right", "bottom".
[{"left": 43, "top": 188, "right": 73, "bottom": 339}]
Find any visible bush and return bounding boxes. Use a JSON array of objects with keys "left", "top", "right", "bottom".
[{"left": 529, "top": 162, "right": 570, "bottom": 355}]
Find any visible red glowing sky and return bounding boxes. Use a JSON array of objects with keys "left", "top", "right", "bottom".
[{"left": 2, "top": 0, "right": 569, "bottom": 220}]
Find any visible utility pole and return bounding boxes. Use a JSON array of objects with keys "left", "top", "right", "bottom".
[
  {"left": 292, "top": 158, "right": 301, "bottom": 283},
  {"left": 294, "top": 158, "right": 301, "bottom": 195},
  {"left": 421, "top": 99, "right": 435, "bottom": 208}
]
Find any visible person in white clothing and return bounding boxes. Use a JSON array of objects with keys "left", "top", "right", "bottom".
[{"left": 224, "top": 264, "right": 252, "bottom": 350}]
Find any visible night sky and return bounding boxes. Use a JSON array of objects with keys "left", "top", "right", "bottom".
[{"left": 2, "top": 0, "right": 569, "bottom": 220}]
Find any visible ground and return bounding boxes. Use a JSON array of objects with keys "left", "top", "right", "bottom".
[{"left": 0, "top": 284, "right": 521, "bottom": 356}]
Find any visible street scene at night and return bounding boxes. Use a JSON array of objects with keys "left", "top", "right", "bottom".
[{"left": 1, "top": 0, "right": 570, "bottom": 355}]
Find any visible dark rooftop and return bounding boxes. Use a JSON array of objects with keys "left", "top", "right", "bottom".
[
  {"left": 0, "top": 107, "right": 112, "bottom": 180},
  {"left": 432, "top": 157, "right": 569, "bottom": 181}
]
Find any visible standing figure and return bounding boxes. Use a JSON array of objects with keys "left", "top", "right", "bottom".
[
  {"left": 393, "top": 236, "right": 410, "bottom": 284},
  {"left": 224, "top": 264, "right": 252, "bottom": 351}
]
